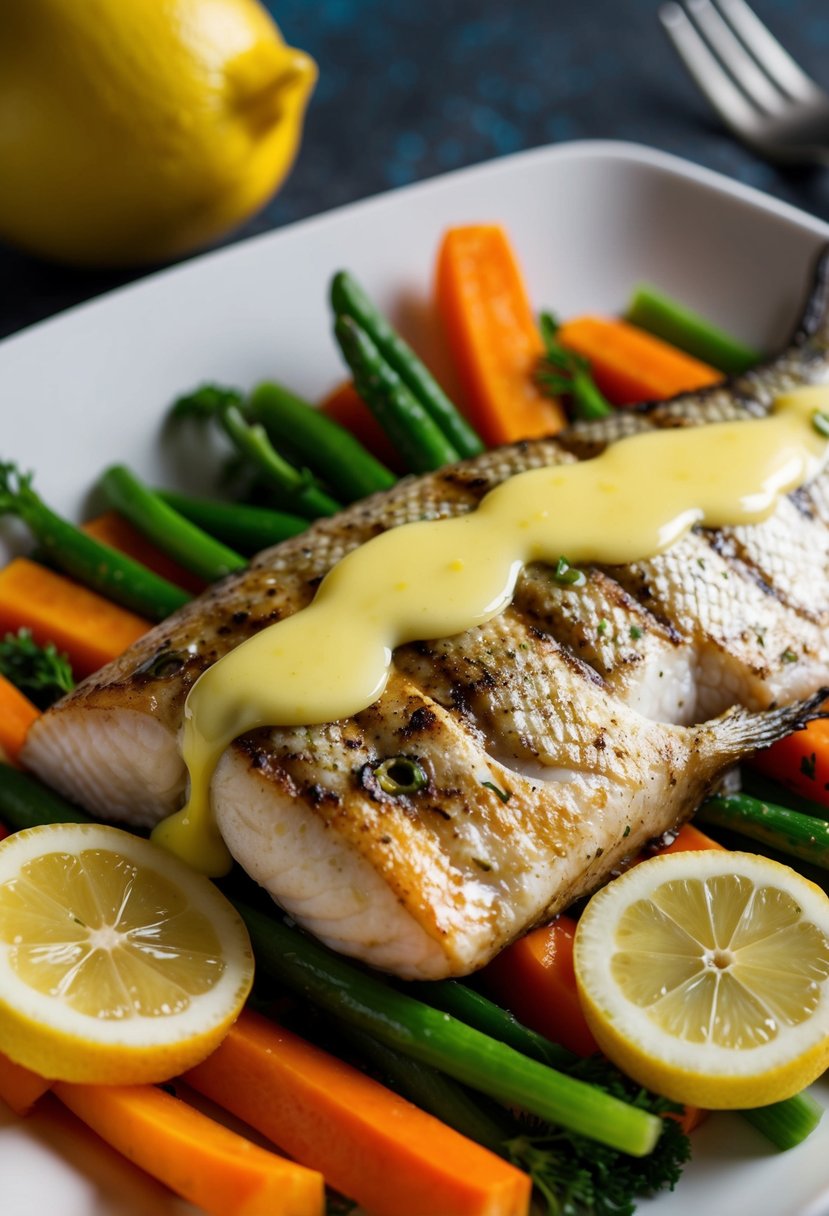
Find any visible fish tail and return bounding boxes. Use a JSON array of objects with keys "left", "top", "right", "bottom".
[{"left": 702, "top": 687, "right": 829, "bottom": 762}]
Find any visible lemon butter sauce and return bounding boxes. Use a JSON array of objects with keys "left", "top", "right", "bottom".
[{"left": 151, "top": 387, "right": 829, "bottom": 875}]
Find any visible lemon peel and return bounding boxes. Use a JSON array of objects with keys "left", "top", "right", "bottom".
[{"left": 0, "top": 0, "right": 316, "bottom": 266}]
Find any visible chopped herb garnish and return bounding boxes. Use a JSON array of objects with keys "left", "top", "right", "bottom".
[
  {"left": 536, "top": 312, "right": 614, "bottom": 421},
  {"left": 472, "top": 857, "right": 493, "bottom": 872},
  {"left": 812, "top": 410, "right": 829, "bottom": 438},
  {"left": 0, "top": 628, "right": 74, "bottom": 709},
  {"left": 481, "top": 781, "right": 512, "bottom": 804},
  {"left": 623, "top": 824, "right": 631, "bottom": 838},
  {"left": 552, "top": 556, "right": 586, "bottom": 588},
  {"left": 800, "top": 753, "right": 817, "bottom": 781},
  {"left": 373, "top": 756, "right": 428, "bottom": 796},
  {"left": 629, "top": 625, "right": 643, "bottom": 640},
  {"left": 597, "top": 619, "right": 609, "bottom": 636},
  {"left": 781, "top": 648, "right": 798, "bottom": 664}
]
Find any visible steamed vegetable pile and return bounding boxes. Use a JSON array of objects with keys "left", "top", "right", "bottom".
[{"left": 0, "top": 223, "right": 827, "bottom": 1216}]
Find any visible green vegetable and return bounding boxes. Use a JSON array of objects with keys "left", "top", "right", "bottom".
[
  {"left": 248, "top": 381, "right": 396, "bottom": 502},
  {"left": 0, "top": 629, "right": 74, "bottom": 709},
  {"left": 0, "top": 464, "right": 189, "bottom": 621},
  {"left": 372, "top": 755, "right": 428, "bottom": 795},
  {"left": 741, "top": 769, "right": 829, "bottom": 819},
  {"left": 698, "top": 792, "right": 829, "bottom": 870},
  {"left": 235, "top": 901, "right": 662, "bottom": 1157},
  {"left": 742, "top": 1091, "right": 824, "bottom": 1152},
  {"left": 99, "top": 465, "right": 246, "bottom": 582},
  {"left": 812, "top": 411, "right": 829, "bottom": 439},
  {"left": 410, "top": 978, "right": 574, "bottom": 1070},
  {"left": 331, "top": 271, "right": 484, "bottom": 459},
  {"left": 157, "top": 490, "right": 308, "bottom": 554},
  {"left": 0, "top": 764, "right": 92, "bottom": 829},
  {"left": 537, "top": 312, "right": 613, "bottom": 421},
  {"left": 624, "top": 285, "right": 758, "bottom": 375},
  {"left": 334, "top": 316, "right": 461, "bottom": 473},
  {"left": 0, "top": 764, "right": 819, "bottom": 1154},
  {"left": 170, "top": 386, "right": 342, "bottom": 519},
  {"left": 346, "top": 1021, "right": 691, "bottom": 1216}
]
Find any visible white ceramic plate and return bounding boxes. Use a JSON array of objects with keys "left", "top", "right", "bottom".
[{"left": 1, "top": 139, "right": 829, "bottom": 1216}]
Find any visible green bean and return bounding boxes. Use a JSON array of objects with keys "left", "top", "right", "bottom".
[
  {"left": 331, "top": 271, "right": 484, "bottom": 458},
  {"left": 220, "top": 403, "right": 342, "bottom": 518},
  {"left": 248, "top": 381, "right": 395, "bottom": 502},
  {"left": 235, "top": 901, "right": 662, "bottom": 1157},
  {"left": 743, "top": 1091, "right": 824, "bottom": 1152},
  {"left": 100, "top": 466, "right": 246, "bottom": 582},
  {"left": 410, "top": 979, "right": 575, "bottom": 1071},
  {"left": 625, "top": 285, "right": 758, "bottom": 375},
  {"left": 157, "top": 491, "right": 307, "bottom": 554},
  {"left": 334, "top": 316, "right": 461, "bottom": 473},
  {"left": 698, "top": 792, "right": 829, "bottom": 869},
  {"left": 0, "top": 463, "right": 188, "bottom": 621},
  {"left": 0, "top": 764, "right": 92, "bottom": 829}
]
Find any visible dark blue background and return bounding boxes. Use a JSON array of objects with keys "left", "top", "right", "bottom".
[{"left": 3, "top": 0, "right": 829, "bottom": 339}]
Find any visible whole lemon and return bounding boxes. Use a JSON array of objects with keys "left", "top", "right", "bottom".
[{"left": 0, "top": 0, "right": 317, "bottom": 266}]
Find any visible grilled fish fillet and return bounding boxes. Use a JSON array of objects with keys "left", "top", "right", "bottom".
[{"left": 23, "top": 251, "right": 829, "bottom": 979}]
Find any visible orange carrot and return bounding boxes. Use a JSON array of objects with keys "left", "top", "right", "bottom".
[
  {"left": 185, "top": 1009, "right": 531, "bottom": 1216},
  {"left": 0, "top": 558, "right": 149, "bottom": 679},
  {"left": 82, "top": 511, "right": 206, "bottom": 595},
  {"left": 320, "top": 380, "right": 406, "bottom": 472},
  {"left": 54, "top": 1080, "right": 324, "bottom": 1216},
  {"left": 436, "top": 225, "right": 566, "bottom": 445},
  {"left": 483, "top": 913, "right": 598, "bottom": 1058},
  {"left": 750, "top": 717, "right": 829, "bottom": 810},
  {"left": 0, "top": 1050, "right": 51, "bottom": 1116},
  {"left": 556, "top": 316, "right": 722, "bottom": 405},
  {"left": 0, "top": 674, "right": 40, "bottom": 767}
]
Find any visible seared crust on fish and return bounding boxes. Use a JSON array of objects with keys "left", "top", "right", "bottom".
[{"left": 22, "top": 249, "right": 829, "bottom": 978}]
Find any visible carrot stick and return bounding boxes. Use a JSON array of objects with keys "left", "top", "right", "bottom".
[
  {"left": 82, "top": 511, "right": 206, "bottom": 595},
  {"left": 482, "top": 914, "right": 598, "bottom": 1058},
  {"left": 555, "top": 316, "right": 722, "bottom": 405},
  {"left": 750, "top": 717, "right": 829, "bottom": 811},
  {"left": 0, "top": 558, "right": 149, "bottom": 678},
  {"left": 435, "top": 225, "right": 566, "bottom": 445},
  {"left": 185, "top": 1009, "right": 531, "bottom": 1216},
  {"left": 0, "top": 674, "right": 39, "bottom": 767},
  {"left": 0, "top": 1049, "right": 51, "bottom": 1116},
  {"left": 320, "top": 380, "right": 406, "bottom": 472},
  {"left": 53, "top": 1080, "right": 325, "bottom": 1216}
]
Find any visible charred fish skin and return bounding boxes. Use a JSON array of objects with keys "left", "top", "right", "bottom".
[{"left": 21, "top": 247, "right": 829, "bottom": 978}]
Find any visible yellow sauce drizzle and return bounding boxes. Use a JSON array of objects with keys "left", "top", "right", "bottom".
[{"left": 151, "top": 388, "right": 829, "bottom": 875}]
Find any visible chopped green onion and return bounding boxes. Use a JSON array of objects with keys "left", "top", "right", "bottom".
[{"left": 552, "top": 556, "right": 586, "bottom": 588}]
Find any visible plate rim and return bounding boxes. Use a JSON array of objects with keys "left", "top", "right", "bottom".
[{"left": 2, "top": 137, "right": 829, "bottom": 357}]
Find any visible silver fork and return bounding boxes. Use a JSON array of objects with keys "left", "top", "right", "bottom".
[{"left": 660, "top": 0, "right": 829, "bottom": 166}]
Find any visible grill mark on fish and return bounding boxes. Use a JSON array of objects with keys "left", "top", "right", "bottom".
[{"left": 21, "top": 246, "right": 829, "bottom": 978}]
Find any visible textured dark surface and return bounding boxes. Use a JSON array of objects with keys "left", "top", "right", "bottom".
[{"left": 3, "top": 0, "right": 829, "bottom": 339}]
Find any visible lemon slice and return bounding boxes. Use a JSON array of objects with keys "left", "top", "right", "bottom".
[
  {"left": 573, "top": 850, "right": 829, "bottom": 1108},
  {"left": 0, "top": 823, "right": 254, "bottom": 1083}
]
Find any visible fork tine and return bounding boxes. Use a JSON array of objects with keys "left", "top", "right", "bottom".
[
  {"left": 659, "top": 3, "right": 761, "bottom": 136},
  {"left": 717, "top": 0, "right": 824, "bottom": 103},
  {"left": 685, "top": 0, "right": 785, "bottom": 114}
]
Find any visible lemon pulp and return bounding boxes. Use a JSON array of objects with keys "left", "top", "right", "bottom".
[{"left": 612, "top": 874, "right": 829, "bottom": 1049}]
